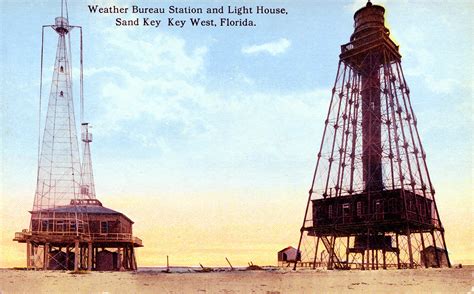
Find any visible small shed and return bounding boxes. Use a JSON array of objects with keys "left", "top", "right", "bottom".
[
  {"left": 420, "top": 246, "right": 449, "bottom": 268},
  {"left": 96, "top": 250, "right": 119, "bottom": 271},
  {"left": 278, "top": 246, "right": 301, "bottom": 266}
]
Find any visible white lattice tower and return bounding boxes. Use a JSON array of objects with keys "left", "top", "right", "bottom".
[
  {"left": 31, "top": 15, "right": 85, "bottom": 234},
  {"left": 80, "top": 123, "right": 96, "bottom": 199}
]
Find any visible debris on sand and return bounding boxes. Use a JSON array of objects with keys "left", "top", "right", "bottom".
[
  {"left": 246, "top": 262, "right": 263, "bottom": 271},
  {"left": 196, "top": 263, "right": 213, "bottom": 273}
]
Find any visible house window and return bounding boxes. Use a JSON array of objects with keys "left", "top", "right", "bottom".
[
  {"left": 328, "top": 205, "right": 333, "bottom": 219},
  {"left": 409, "top": 199, "right": 415, "bottom": 212},
  {"left": 375, "top": 200, "right": 383, "bottom": 213},
  {"left": 315, "top": 206, "right": 321, "bottom": 219},
  {"left": 357, "top": 201, "right": 362, "bottom": 217},
  {"left": 56, "top": 221, "right": 65, "bottom": 232},
  {"left": 101, "top": 221, "right": 108, "bottom": 234},
  {"left": 42, "top": 220, "right": 49, "bottom": 232},
  {"left": 387, "top": 198, "right": 396, "bottom": 213},
  {"left": 81, "top": 185, "right": 89, "bottom": 195},
  {"left": 343, "top": 203, "right": 350, "bottom": 217}
]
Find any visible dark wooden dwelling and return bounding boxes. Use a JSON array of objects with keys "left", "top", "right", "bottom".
[
  {"left": 312, "top": 188, "right": 435, "bottom": 235},
  {"left": 14, "top": 199, "right": 143, "bottom": 271},
  {"left": 305, "top": 188, "right": 446, "bottom": 269}
]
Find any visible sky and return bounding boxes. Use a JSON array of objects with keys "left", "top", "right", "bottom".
[{"left": 0, "top": 0, "right": 472, "bottom": 267}]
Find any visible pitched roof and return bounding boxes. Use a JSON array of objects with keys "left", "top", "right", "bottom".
[{"left": 278, "top": 246, "right": 298, "bottom": 253}]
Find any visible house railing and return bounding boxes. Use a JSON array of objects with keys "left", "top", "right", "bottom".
[
  {"left": 14, "top": 230, "right": 143, "bottom": 246},
  {"left": 90, "top": 233, "right": 143, "bottom": 245}
]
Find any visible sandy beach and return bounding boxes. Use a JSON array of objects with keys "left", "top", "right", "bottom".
[{"left": 0, "top": 266, "right": 472, "bottom": 293}]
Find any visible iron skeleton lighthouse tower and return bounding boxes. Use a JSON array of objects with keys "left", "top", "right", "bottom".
[
  {"left": 14, "top": 2, "right": 143, "bottom": 271},
  {"left": 294, "top": 2, "right": 450, "bottom": 270}
]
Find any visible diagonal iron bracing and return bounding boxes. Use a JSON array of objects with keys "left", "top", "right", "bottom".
[
  {"left": 320, "top": 236, "right": 345, "bottom": 270},
  {"left": 294, "top": 2, "right": 450, "bottom": 270}
]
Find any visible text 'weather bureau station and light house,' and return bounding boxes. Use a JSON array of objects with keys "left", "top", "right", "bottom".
[
  {"left": 13, "top": 3, "right": 143, "bottom": 271},
  {"left": 13, "top": 1, "right": 450, "bottom": 272}
]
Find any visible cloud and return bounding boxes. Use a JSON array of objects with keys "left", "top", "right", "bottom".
[
  {"left": 241, "top": 38, "right": 291, "bottom": 56},
  {"left": 399, "top": 29, "right": 464, "bottom": 95},
  {"left": 83, "top": 25, "right": 329, "bottom": 170},
  {"left": 82, "top": 27, "right": 212, "bottom": 138},
  {"left": 344, "top": 0, "right": 409, "bottom": 12},
  {"left": 102, "top": 28, "right": 207, "bottom": 77}
]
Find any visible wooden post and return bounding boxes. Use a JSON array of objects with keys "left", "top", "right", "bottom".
[
  {"left": 42, "top": 245, "right": 46, "bottom": 270},
  {"left": 117, "top": 248, "right": 121, "bottom": 270},
  {"left": 44, "top": 243, "right": 49, "bottom": 270},
  {"left": 367, "top": 250, "right": 371, "bottom": 270},
  {"left": 406, "top": 227, "right": 414, "bottom": 268},
  {"left": 87, "top": 242, "right": 92, "bottom": 271},
  {"left": 327, "top": 236, "right": 336, "bottom": 270},
  {"left": 166, "top": 255, "right": 169, "bottom": 272},
  {"left": 132, "top": 247, "right": 137, "bottom": 270},
  {"left": 33, "top": 244, "right": 37, "bottom": 269},
  {"left": 94, "top": 247, "right": 99, "bottom": 269},
  {"left": 382, "top": 249, "right": 386, "bottom": 269},
  {"left": 121, "top": 248, "right": 125, "bottom": 271},
  {"left": 26, "top": 241, "right": 31, "bottom": 269},
  {"left": 82, "top": 246, "right": 85, "bottom": 269},
  {"left": 80, "top": 246, "right": 83, "bottom": 269},
  {"left": 30, "top": 243, "right": 36, "bottom": 270},
  {"left": 312, "top": 237, "right": 320, "bottom": 269},
  {"left": 431, "top": 230, "right": 440, "bottom": 267},
  {"left": 364, "top": 250, "right": 368, "bottom": 270},
  {"left": 225, "top": 257, "right": 234, "bottom": 270},
  {"left": 371, "top": 249, "right": 375, "bottom": 270},
  {"left": 395, "top": 233, "right": 401, "bottom": 269},
  {"left": 66, "top": 246, "right": 70, "bottom": 270},
  {"left": 123, "top": 247, "right": 128, "bottom": 269},
  {"left": 365, "top": 229, "right": 370, "bottom": 270},
  {"left": 375, "top": 249, "right": 379, "bottom": 270},
  {"left": 118, "top": 248, "right": 124, "bottom": 271},
  {"left": 74, "top": 240, "right": 79, "bottom": 271},
  {"left": 419, "top": 232, "right": 427, "bottom": 268},
  {"left": 345, "top": 236, "right": 350, "bottom": 268}
]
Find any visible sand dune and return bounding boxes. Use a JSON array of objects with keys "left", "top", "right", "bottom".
[{"left": 0, "top": 267, "right": 472, "bottom": 293}]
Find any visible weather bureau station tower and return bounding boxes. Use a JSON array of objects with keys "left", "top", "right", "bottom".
[
  {"left": 294, "top": 1, "right": 450, "bottom": 270},
  {"left": 13, "top": 1, "right": 143, "bottom": 271}
]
